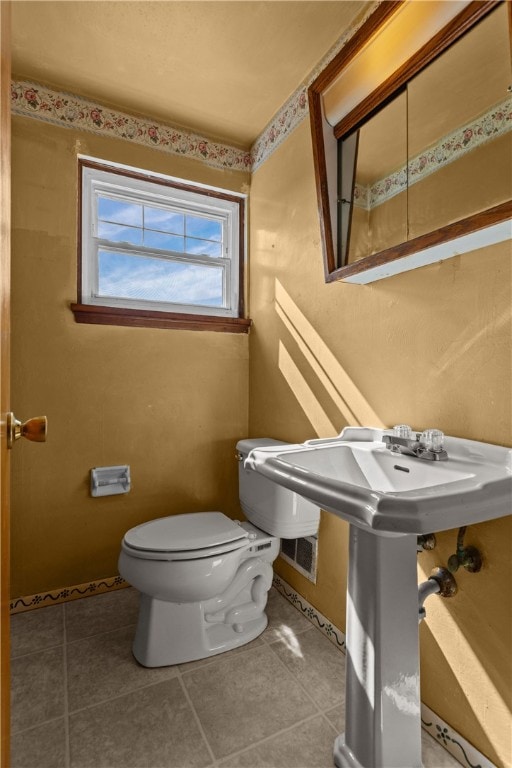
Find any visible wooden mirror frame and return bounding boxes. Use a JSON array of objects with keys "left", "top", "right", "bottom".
[{"left": 309, "top": 0, "right": 511, "bottom": 284}]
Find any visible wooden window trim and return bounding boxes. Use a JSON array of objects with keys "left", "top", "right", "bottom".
[
  {"left": 70, "top": 303, "right": 252, "bottom": 333},
  {"left": 74, "top": 158, "right": 249, "bottom": 332}
]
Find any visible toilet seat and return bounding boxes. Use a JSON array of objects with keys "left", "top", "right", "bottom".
[{"left": 122, "top": 511, "right": 251, "bottom": 561}]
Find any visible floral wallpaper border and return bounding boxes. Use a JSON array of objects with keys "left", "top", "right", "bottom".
[
  {"left": 12, "top": 76, "right": 509, "bottom": 194},
  {"left": 273, "top": 575, "right": 497, "bottom": 768},
  {"left": 354, "top": 97, "right": 512, "bottom": 210},
  {"left": 11, "top": 81, "right": 252, "bottom": 172}
]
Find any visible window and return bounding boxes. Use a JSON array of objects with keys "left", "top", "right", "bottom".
[{"left": 72, "top": 158, "right": 250, "bottom": 332}]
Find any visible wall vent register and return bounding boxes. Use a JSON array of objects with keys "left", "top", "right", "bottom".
[{"left": 280, "top": 536, "right": 318, "bottom": 583}]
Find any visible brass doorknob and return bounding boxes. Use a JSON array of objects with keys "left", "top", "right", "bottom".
[{"left": 7, "top": 413, "right": 47, "bottom": 449}]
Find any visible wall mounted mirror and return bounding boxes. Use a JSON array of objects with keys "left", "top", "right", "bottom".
[{"left": 309, "top": 0, "right": 512, "bottom": 284}]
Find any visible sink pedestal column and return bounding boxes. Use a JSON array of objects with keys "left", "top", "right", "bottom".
[{"left": 334, "top": 526, "right": 423, "bottom": 768}]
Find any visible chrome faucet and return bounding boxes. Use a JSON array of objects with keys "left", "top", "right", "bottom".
[{"left": 382, "top": 425, "right": 448, "bottom": 461}]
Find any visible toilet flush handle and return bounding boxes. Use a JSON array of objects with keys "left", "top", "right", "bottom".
[{"left": 6, "top": 412, "right": 47, "bottom": 449}]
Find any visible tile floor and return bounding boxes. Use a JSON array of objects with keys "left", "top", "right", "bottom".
[{"left": 10, "top": 587, "right": 461, "bottom": 768}]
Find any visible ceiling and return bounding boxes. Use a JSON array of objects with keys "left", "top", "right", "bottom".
[{"left": 11, "top": 1, "right": 367, "bottom": 149}]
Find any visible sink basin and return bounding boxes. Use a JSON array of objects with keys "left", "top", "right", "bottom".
[
  {"left": 246, "top": 427, "right": 512, "bottom": 534},
  {"left": 246, "top": 427, "right": 512, "bottom": 767}
]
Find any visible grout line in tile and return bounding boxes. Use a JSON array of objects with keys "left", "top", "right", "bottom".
[
  {"left": 175, "top": 668, "right": 219, "bottom": 767},
  {"left": 65, "top": 621, "right": 138, "bottom": 647},
  {"left": 176, "top": 622, "right": 315, "bottom": 679},
  {"left": 321, "top": 710, "right": 342, "bottom": 738},
  {"left": 65, "top": 673, "right": 180, "bottom": 717},
  {"left": 10, "top": 640, "right": 65, "bottom": 661},
  {"left": 177, "top": 639, "right": 323, "bottom": 765},
  {"left": 265, "top": 638, "right": 325, "bottom": 716},
  {"left": 216, "top": 711, "right": 333, "bottom": 766},
  {"left": 10, "top": 714, "right": 67, "bottom": 738},
  {"left": 178, "top": 638, "right": 272, "bottom": 678},
  {"left": 63, "top": 603, "right": 71, "bottom": 768}
]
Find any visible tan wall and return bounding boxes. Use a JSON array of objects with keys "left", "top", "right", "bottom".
[
  {"left": 10, "top": 116, "right": 250, "bottom": 598},
  {"left": 408, "top": 133, "right": 511, "bottom": 238},
  {"left": 248, "top": 119, "right": 511, "bottom": 766},
  {"left": 349, "top": 134, "right": 511, "bottom": 261},
  {"left": 349, "top": 194, "right": 407, "bottom": 263}
]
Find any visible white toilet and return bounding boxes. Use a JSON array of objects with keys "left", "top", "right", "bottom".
[{"left": 118, "top": 438, "right": 320, "bottom": 667}]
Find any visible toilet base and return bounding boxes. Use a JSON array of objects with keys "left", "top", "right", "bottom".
[{"left": 133, "top": 589, "right": 268, "bottom": 667}]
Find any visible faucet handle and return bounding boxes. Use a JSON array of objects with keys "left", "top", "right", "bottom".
[
  {"left": 393, "top": 424, "right": 414, "bottom": 439},
  {"left": 420, "top": 429, "right": 444, "bottom": 452}
]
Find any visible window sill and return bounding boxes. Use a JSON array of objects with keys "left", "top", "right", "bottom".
[{"left": 70, "top": 303, "right": 252, "bottom": 333}]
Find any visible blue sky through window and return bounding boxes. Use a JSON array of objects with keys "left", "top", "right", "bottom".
[
  {"left": 96, "top": 196, "right": 226, "bottom": 307},
  {"left": 97, "top": 196, "right": 224, "bottom": 257},
  {"left": 144, "top": 207, "right": 184, "bottom": 234},
  {"left": 98, "top": 197, "right": 142, "bottom": 227},
  {"left": 98, "top": 250, "right": 224, "bottom": 307},
  {"left": 97, "top": 221, "right": 143, "bottom": 245}
]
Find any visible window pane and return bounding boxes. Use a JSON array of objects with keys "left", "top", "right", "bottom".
[
  {"left": 98, "top": 250, "right": 224, "bottom": 306},
  {"left": 144, "top": 206, "right": 184, "bottom": 235},
  {"left": 98, "top": 196, "right": 143, "bottom": 227},
  {"left": 98, "top": 221, "right": 143, "bottom": 245},
  {"left": 185, "top": 237, "right": 223, "bottom": 258},
  {"left": 186, "top": 215, "right": 222, "bottom": 241},
  {"left": 144, "top": 230, "right": 185, "bottom": 252}
]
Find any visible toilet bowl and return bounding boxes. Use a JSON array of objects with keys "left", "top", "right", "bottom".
[{"left": 119, "top": 438, "right": 320, "bottom": 667}]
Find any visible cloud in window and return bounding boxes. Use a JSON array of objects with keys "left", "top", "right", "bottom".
[{"left": 98, "top": 251, "right": 223, "bottom": 307}]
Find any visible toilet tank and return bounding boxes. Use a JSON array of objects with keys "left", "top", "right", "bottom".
[{"left": 236, "top": 438, "right": 321, "bottom": 538}]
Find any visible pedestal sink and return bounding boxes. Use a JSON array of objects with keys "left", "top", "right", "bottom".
[{"left": 245, "top": 427, "right": 512, "bottom": 768}]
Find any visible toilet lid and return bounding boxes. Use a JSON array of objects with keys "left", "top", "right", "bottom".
[{"left": 123, "top": 512, "right": 249, "bottom": 553}]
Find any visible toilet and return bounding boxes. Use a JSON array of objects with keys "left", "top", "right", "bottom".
[{"left": 118, "top": 438, "right": 320, "bottom": 667}]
